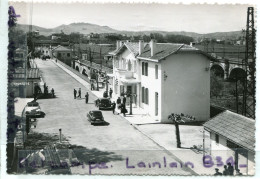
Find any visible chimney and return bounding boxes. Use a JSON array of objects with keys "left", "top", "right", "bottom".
[
  {"left": 150, "top": 39, "right": 156, "bottom": 56},
  {"left": 139, "top": 40, "right": 144, "bottom": 55},
  {"left": 116, "top": 40, "right": 120, "bottom": 50}
]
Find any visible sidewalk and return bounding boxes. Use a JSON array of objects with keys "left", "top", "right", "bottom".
[
  {"left": 52, "top": 59, "right": 160, "bottom": 125},
  {"left": 133, "top": 124, "right": 215, "bottom": 175}
]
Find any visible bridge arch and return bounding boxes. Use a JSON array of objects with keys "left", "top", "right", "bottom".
[
  {"left": 210, "top": 64, "right": 225, "bottom": 78},
  {"left": 229, "top": 68, "right": 246, "bottom": 81}
]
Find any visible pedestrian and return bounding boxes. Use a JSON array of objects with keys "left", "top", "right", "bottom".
[
  {"left": 214, "top": 168, "right": 222, "bottom": 176},
  {"left": 95, "top": 98, "right": 100, "bottom": 107},
  {"left": 109, "top": 88, "right": 113, "bottom": 98},
  {"left": 123, "top": 95, "right": 126, "bottom": 105},
  {"left": 85, "top": 92, "right": 89, "bottom": 103},
  {"left": 78, "top": 88, "right": 81, "bottom": 98},
  {"left": 74, "top": 89, "right": 77, "bottom": 99},
  {"left": 121, "top": 103, "right": 127, "bottom": 117},
  {"left": 103, "top": 91, "right": 108, "bottom": 98},
  {"left": 116, "top": 97, "right": 121, "bottom": 104},
  {"left": 235, "top": 169, "right": 242, "bottom": 176},
  {"left": 222, "top": 165, "right": 229, "bottom": 176},
  {"left": 111, "top": 101, "right": 116, "bottom": 114},
  {"left": 227, "top": 162, "right": 234, "bottom": 175},
  {"left": 44, "top": 82, "right": 46, "bottom": 89},
  {"left": 51, "top": 88, "right": 55, "bottom": 98},
  {"left": 90, "top": 81, "right": 94, "bottom": 90}
]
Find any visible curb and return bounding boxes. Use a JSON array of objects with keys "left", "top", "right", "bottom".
[{"left": 51, "top": 59, "right": 100, "bottom": 99}]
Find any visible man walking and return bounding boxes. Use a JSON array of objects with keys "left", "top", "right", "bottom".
[
  {"left": 74, "top": 89, "right": 77, "bottom": 99},
  {"left": 109, "top": 88, "right": 113, "bottom": 98},
  {"left": 51, "top": 88, "right": 55, "bottom": 98},
  {"left": 121, "top": 103, "right": 127, "bottom": 117},
  {"left": 123, "top": 95, "right": 126, "bottom": 106},
  {"left": 112, "top": 101, "right": 116, "bottom": 114},
  {"left": 116, "top": 97, "right": 121, "bottom": 104},
  {"left": 85, "top": 92, "right": 89, "bottom": 103},
  {"left": 78, "top": 88, "right": 81, "bottom": 98}
]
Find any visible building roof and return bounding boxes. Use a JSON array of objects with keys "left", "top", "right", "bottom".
[
  {"left": 52, "top": 45, "right": 71, "bottom": 52},
  {"left": 203, "top": 110, "right": 255, "bottom": 152},
  {"left": 13, "top": 68, "right": 40, "bottom": 79},
  {"left": 73, "top": 43, "right": 115, "bottom": 56},
  {"left": 110, "top": 41, "right": 215, "bottom": 61},
  {"left": 138, "top": 43, "right": 184, "bottom": 60}
]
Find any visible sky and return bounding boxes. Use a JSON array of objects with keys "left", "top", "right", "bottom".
[{"left": 11, "top": 2, "right": 251, "bottom": 34}]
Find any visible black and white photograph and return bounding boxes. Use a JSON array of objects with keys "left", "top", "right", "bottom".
[{"left": 1, "top": 0, "right": 258, "bottom": 177}]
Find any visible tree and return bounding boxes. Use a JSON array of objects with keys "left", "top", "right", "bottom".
[
  {"left": 210, "top": 70, "right": 224, "bottom": 98},
  {"left": 168, "top": 113, "right": 195, "bottom": 148}
]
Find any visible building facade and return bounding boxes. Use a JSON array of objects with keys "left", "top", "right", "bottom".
[
  {"left": 204, "top": 110, "right": 255, "bottom": 175},
  {"left": 110, "top": 40, "right": 212, "bottom": 123}
]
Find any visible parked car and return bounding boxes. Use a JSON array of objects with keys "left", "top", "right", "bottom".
[
  {"left": 25, "top": 109, "right": 45, "bottom": 118},
  {"left": 24, "top": 101, "right": 41, "bottom": 114},
  {"left": 87, "top": 110, "right": 105, "bottom": 124},
  {"left": 98, "top": 98, "right": 112, "bottom": 110}
]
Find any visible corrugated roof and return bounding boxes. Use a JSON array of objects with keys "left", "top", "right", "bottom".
[
  {"left": 13, "top": 68, "right": 40, "bottom": 79},
  {"left": 203, "top": 110, "right": 255, "bottom": 152}
]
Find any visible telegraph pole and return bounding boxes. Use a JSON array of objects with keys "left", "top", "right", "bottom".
[{"left": 242, "top": 7, "right": 256, "bottom": 119}]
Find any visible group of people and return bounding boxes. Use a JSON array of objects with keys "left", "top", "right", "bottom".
[
  {"left": 111, "top": 96, "right": 127, "bottom": 116},
  {"left": 74, "top": 88, "right": 89, "bottom": 103},
  {"left": 43, "top": 82, "right": 55, "bottom": 98},
  {"left": 214, "top": 163, "right": 242, "bottom": 176},
  {"left": 73, "top": 88, "right": 81, "bottom": 99}
]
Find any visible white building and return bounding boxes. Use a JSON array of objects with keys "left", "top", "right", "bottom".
[
  {"left": 203, "top": 110, "right": 255, "bottom": 175},
  {"left": 110, "top": 40, "right": 212, "bottom": 123}
]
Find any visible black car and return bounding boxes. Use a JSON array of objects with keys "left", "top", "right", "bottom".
[
  {"left": 25, "top": 110, "right": 46, "bottom": 118},
  {"left": 98, "top": 98, "right": 112, "bottom": 110},
  {"left": 87, "top": 110, "right": 105, "bottom": 124}
]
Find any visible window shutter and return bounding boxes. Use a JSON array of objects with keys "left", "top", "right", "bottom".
[
  {"left": 145, "top": 63, "right": 148, "bottom": 76},
  {"left": 146, "top": 88, "right": 149, "bottom": 104},
  {"left": 142, "top": 87, "right": 145, "bottom": 103},
  {"left": 142, "top": 62, "right": 144, "bottom": 75},
  {"left": 155, "top": 64, "right": 158, "bottom": 79}
]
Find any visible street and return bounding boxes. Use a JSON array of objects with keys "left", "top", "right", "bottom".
[{"left": 30, "top": 59, "right": 195, "bottom": 175}]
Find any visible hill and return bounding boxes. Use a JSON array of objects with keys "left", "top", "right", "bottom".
[{"left": 17, "top": 23, "right": 242, "bottom": 41}]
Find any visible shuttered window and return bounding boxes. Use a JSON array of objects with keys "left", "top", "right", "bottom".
[
  {"left": 146, "top": 88, "right": 149, "bottom": 104},
  {"left": 142, "top": 87, "right": 145, "bottom": 103}
]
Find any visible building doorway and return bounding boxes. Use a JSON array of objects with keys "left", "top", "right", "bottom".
[{"left": 155, "top": 92, "right": 158, "bottom": 116}]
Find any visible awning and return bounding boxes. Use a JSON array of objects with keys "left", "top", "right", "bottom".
[{"left": 120, "top": 78, "right": 140, "bottom": 84}]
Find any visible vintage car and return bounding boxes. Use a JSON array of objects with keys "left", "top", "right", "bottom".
[
  {"left": 86, "top": 110, "right": 105, "bottom": 124},
  {"left": 25, "top": 109, "right": 46, "bottom": 118},
  {"left": 98, "top": 98, "right": 112, "bottom": 110}
]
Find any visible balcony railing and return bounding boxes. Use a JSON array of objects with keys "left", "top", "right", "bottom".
[{"left": 116, "top": 69, "right": 134, "bottom": 79}]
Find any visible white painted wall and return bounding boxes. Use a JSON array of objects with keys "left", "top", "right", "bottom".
[
  {"left": 210, "top": 132, "right": 255, "bottom": 175},
  {"left": 139, "top": 60, "right": 162, "bottom": 119},
  {"left": 161, "top": 53, "right": 210, "bottom": 122}
]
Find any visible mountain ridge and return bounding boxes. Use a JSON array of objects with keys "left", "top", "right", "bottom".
[{"left": 16, "top": 23, "right": 242, "bottom": 40}]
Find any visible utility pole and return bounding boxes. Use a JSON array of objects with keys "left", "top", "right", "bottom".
[{"left": 242, "top": 7, "right": 256, "bottom": 119}]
